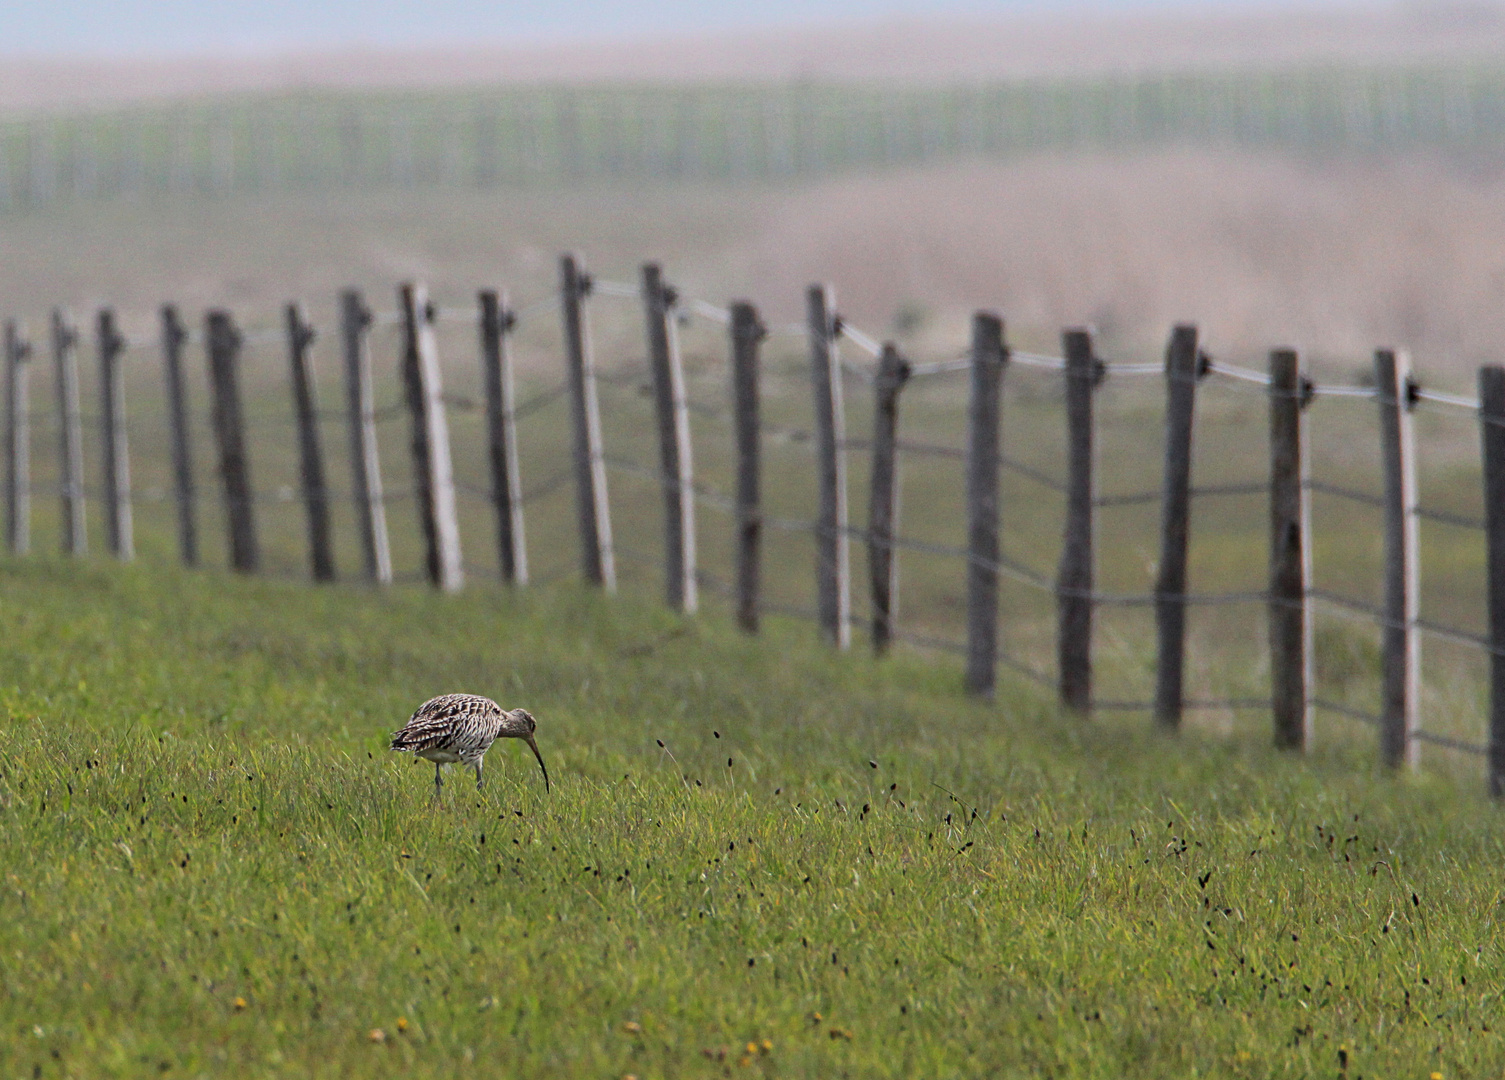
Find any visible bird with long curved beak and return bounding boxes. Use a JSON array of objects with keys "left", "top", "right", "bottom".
[{"left": 389, "top": 694, "right": 551, "bottom": 796}]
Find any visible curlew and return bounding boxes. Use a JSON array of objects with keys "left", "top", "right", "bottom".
[{"left": 390, "top": 693, "right": 550, "bottom": 797}]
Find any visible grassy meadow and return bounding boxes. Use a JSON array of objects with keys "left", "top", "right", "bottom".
[{"left": 0, "top": 553, "right": 1503, "bottom": 1078}]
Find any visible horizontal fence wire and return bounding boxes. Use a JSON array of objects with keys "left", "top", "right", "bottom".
[
  {"left": 1310, "top": 587, "right": 1388, "bottom": 624},
  {"left": 24, "top": 484, "right": 413, "bottom": 504},
  {"left": 1091, "top": 698, "right": 1270, "bottom": 711},
  {"left": 520, "top": 468, "right": 574, "bottom": 505},
  {"left": 1205, "top": 360, "right": 1271, "bottom": 387},
  {"left": 998, "top": 453, "right": 1067, "bottom": 493},
  {"left": 889, "top": 630, "right": 1056, "bottom": 689},
  {"left": 1414, "top": 388, "right": 1480, "bottom": 411},
  {"left": 838, "top": 322, "right": 884, "bottom": 359},
  {"left": 514, "top": 381, "right": 571, "bottom": 420},
  {"left": 1308, "top": 383, "right": 1375, "bottom": 400},
  {"left": 1010, "top": 350, "right": 1066, "bottom": 371},
  {"left": 685, "top": 298, "right": 731, "bottom": 325},
  {"left": 441, "top": 393, "right": 480, "bottom": 412},
  {"left": 1095, "top": 491, "right": 1159, "bottom": 508},
  {"left": 1413, "top": 729, "right": 1488, "bottom": 755},
  {"left": 908, "top": 355, "right": 971, "bottom": 379},
  {"left": 1306, "top": 479, "right": 1384, "bottom": 507},
  {"left": 1414, "top": 506, "right": 1485, "bottom": 530},
  {"left": 594, "top": 451, "right": 1264, "bottom": 608},
  {"left": 1193, "top": 482, "right": 1268, "bottom": 498},
  {"left": 1094, "top": 482, "right": 1266, "bottom": 508},
  {"left": 827, "top": 435, "right": 1066, "bottom": 493},
  {"left": 891, "top": 438, "right": 964, "bottom": 460},
  {"left": 1415, "top": 617, "right": 1501, "bottom": 656},
  {"left": 1312, "top": 698, "right": 1382, "bottom": 726},
  {"left": 588, "top": 279, "right": 639, "bottom": 300}
]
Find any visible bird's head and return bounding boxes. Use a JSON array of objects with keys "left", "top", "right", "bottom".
[{"left": 508, "top": 708, "right": 536, "bottom": 735}]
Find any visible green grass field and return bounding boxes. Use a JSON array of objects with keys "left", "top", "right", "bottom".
[{"left": 0, "top": 555, "right": 1502, "bottom": 1078}]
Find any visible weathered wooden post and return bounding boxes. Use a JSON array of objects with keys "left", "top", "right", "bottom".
[
  {"left": 286, "top": 302, "right": 335, "bottom": 582},
  {"left": 1056, "top": 328, "right": 1097, "bottom": 712},
  {"left": 1268, "top": 348, "right": 1313, "bottom": 750},
  {"left": 808, "top": 283, "right": 850, "bottom": 648},
  {"left": 97, "top": 308, "right": 133, "bottom": 561},
  {"left": 1376, "top": 348, "right": 1420, "bottom": 770},
  {"left": 560, "top": 253, "right": 615, "bottom": 590},
  {"left": 340, "top": 288, "right": 392, "bottom": 585},
  {"left": 869, "top": 343, "right": 909, "bottom": 655},
  {"left": 642, "top": 262, "right": 697, "bottom": 613},
  {"left": 479, "top": 289, "right": 527, "bottom": 585},
  {"left": 1154, "top": 324, "right": 1200, "bottom": 729},
  {"left": 1478, "top": 365, "right": 1505, "bottom": 795},
  {"left": 52, "top": 309, "right": 86, "bottom": 556},
  {"left": 205, "top": 310, "right": 258, "bottom": 572},
  {"left": 730, "top": 301, "right": 764, "bottom": 633},
  {"left": 398, "top": 282, "right": 464, "bottom": 593},
  {"left": 965, "top": 312, "right": 1007, "bottom": 696},
  {"left": 160, "top": 304, "right": 197, "bottom": 567},
  {"left": 4, "top": 321, "right": 30, "bottom": 555}
]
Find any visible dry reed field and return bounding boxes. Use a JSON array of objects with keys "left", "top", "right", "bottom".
[{"left": 7, "top": 147, "right": 1505, "bottom": 386}]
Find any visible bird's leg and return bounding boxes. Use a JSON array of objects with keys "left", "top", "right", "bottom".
[
  {"left": 472, "top": 757, "right": 484, "bottom": 790},
  {"left": 433, "top": 761, "right": 443, "bottom": 799}
]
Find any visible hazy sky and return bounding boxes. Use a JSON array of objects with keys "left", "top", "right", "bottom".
[{"left": 7, "top": 0, "right": 1294, "bottom": 56}]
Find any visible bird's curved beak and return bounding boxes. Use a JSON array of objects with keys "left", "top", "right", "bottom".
[{"left": 524, "top": 734, "right": 550, "bottom": 793}]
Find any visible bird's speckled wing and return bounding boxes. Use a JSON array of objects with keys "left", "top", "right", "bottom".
[{"left": 390, "top": 693, "right": 503, "bottom": 755}]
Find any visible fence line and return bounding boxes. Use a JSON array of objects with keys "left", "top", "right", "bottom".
[
  {"left": 11, "top": 67, "right": 1505, "bottom": 215},
  {"left": 5, "top": 256, "right": 1505, "bottom": 794}
]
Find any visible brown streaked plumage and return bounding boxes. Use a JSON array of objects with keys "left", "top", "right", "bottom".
[{"left": 389, "top": 693, "right": 550, "bottom": 796}]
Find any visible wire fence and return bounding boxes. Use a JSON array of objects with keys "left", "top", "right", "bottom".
[
  {"left": 8, "top": 66, "right": 1505, "bottom": 214},
  {"left": 4, "top": 260, "right": 1504, "bottom": 793}
]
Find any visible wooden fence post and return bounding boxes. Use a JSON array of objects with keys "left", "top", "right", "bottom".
[
  {"left": 1154, "top": 324, "right": 1200, "bottom": 729},
  {"left": 642, "top": 262, "right": 697, "bottom": 613},
  {"left": 97, "top": 308, "right": 133, "bottom": 561},
  {"left": 52, "top": 309, "right": 86, "bottom": 556},
  {"left": 1269, "top": 348, "right": 1313, "bottom": 750},
  {"left": 398, "top": 282, "right": 464, "bottom": 593},
  {"left": 160, "top": 305, "right": 197, "bottom": 567},
  {"left": 479, "top": 289, "right": 527, "bottom": 585},
  {"left": 730, "top": 301, "right": 764, "bottom": 633},
  {"left": 1478, "top": 365, "right": 1505, "bottom": 795},
  {"left": 340, "top": 288, "right": 392, "bottom": 585},
  {"left": 869, "top": 342, "right": 909, "bottom": 655},
  {"left": 205, "top": 310, "right": 258, "bottom": 573},
  {"left": 4, "top": 321, "right": 30, "bottom": 555},
  {"left": 560, "top": 253, "right": 615, "bottom": 590},
  {"left": 965, "top": 311, "right": 1007, "bottom": 696},
  {"left": 1376, "top": 348, "right": 1420, "bottom": 770},
  {"left": 808, "top": 283, "right": 850, "bottom": 648},
  {"left": 286, "top": 302, "right": 335, "bottom": 582},
  {"left": 1057, "top": 328, "right": 1097, "bottom": 712}
]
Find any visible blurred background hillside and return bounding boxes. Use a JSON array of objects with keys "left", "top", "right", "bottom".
[{"left": 6, "top": 3, "right": 1505, "bottom": 381}]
